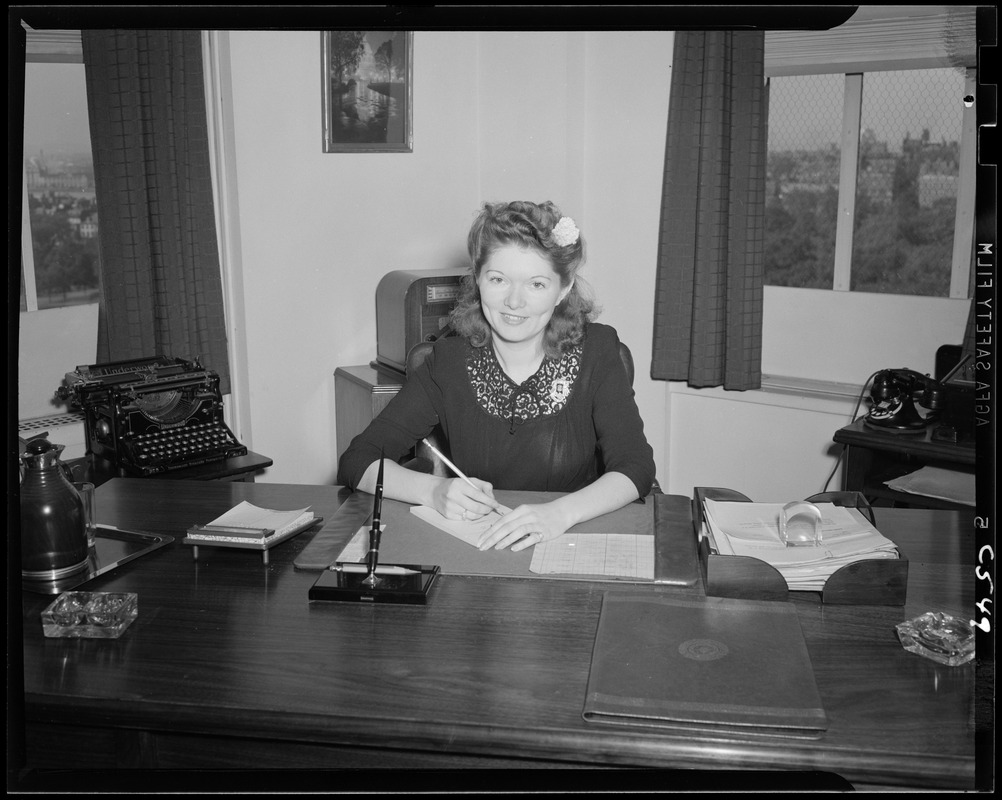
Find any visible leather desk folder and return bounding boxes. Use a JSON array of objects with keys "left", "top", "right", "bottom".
[
  {"left": 583, "top": 593, "right": 828, "bottom": 737},
  {"left": 693, "top": 487, "right": 908, "bottom": 605}
]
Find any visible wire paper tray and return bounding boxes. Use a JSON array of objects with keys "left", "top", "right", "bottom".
[{"left": 692, "top": 488, "right": 908, "bottom": 605}]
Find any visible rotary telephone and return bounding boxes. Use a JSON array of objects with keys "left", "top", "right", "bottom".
[{"left": 863, "top": 368, "right": 944, "bottom": 433}]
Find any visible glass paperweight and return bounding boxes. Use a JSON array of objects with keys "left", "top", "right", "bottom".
[
  {"left": 779, "top": 501, "right": 822, "bottom": 547},
  {"left": 41, "top": 591, "right": 138, "bottom": 639},
  {"left": 896, "top": 611, "right": 974, "bottom": 666}
]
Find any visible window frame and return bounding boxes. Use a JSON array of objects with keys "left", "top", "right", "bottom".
[
  {"left": 21, "top": 27, "right": 91, "bottom": 314},
  {"left": 763, "top": 5, "right": 978, "bottom": 301},
  {"left": 766, "top": 66, "right": 976, "bottom": 299}
]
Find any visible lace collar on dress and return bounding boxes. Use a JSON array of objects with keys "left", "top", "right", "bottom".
[{"left": 466, "top": 342, "right": 582, "bottom": 433}]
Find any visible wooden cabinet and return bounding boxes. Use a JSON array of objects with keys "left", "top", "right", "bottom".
[{"left": 334, "top": 364, "right": 404, "bottom": 460}]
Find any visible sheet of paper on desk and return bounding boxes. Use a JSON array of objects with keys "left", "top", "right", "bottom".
[
  {"left": 409, "top": 505, "right": 508, "bottom": 547},
  {"left": 530, "top": 534, "right": 654, "bottom": 580},
  {"left": 885, "top": 466, "right": 975, "bottom": 506},
  {"left": 336, "top": 524, "right": 386, "bottom": 563}
]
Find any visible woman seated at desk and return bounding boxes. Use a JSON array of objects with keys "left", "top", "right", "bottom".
[{"left": 337, "top": 200, "right": 656, "bottom": 552}]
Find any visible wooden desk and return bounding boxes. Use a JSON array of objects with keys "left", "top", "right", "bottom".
[
  {"left": 833, "top": 419, "right": 975, "bottom": 510},
  {"left": 14, "top": 480, "right": 980, "bottom": 791},
  {"left": 64, "top": 451, "right": 274, "bottom": 488}
]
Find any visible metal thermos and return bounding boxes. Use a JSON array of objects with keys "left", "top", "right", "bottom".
[{"left": 19, "top": 439, "right": 89, "bottom": 580}]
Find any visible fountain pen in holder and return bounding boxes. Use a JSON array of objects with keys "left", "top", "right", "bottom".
[
  {"left": 362, "top": 455, "right": 385, "bottom": 587},
  {"left": 308, "top": 450, "right": 441, "bottom": 604}
]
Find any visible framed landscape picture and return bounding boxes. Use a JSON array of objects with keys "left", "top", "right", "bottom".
[{"left": 321, "top": 31, "right": 413, "bottom": 153}]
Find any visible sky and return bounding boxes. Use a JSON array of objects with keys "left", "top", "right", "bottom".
[{"left": 23, "top": 62, "right": 91, "bottom": 158}]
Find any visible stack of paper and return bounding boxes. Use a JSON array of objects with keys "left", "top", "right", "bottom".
[
  {"left": 188, "top": 501, "right": 318, "bottom": 544},
  {"left": 885, "top": 466, "right": 975, "bottom": 506},
  {"left": 701, "top": 499, "right": 900, "bottom": 592}
]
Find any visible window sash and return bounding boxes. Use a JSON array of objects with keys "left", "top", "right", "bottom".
[
  {"left": 21, "top": 28, "right": 93, "bottom": 313},
  {"left": 765, "top": 3, "right": 978, "bottom": 299}
]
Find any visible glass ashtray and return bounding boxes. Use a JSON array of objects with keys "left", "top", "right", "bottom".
[
  {"left": 896, "top": 611, "right": 974, "bottom": 667},
  {"left": 41, "top": 591, "right": 138, "bottom": 639}
]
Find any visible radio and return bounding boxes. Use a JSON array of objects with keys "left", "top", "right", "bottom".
[
  {"left": 375, "top": 268, "right": 466, "bottom": 374},
  {"left": 56, "top": 355, "right": 247, "bottom": 476}
]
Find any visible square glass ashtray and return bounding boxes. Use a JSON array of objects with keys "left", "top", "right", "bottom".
[
  {"left": 41, "top": 592, "right": 138, "bottom": 639},
  {"left": 896, "top": 611, "right": 975, "bottom": 666}
]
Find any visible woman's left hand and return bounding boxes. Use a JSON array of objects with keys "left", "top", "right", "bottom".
[{"left": 476, "top": 502, "right": 572, "bottom": 552}]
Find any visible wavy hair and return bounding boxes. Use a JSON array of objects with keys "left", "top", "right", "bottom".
[{"left": 449, "top": 201, "right": 597, "bottom": 357}]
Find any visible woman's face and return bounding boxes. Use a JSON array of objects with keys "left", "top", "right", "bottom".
[{"left": 477, "top": 245, "right": 572, "bottom": 351}]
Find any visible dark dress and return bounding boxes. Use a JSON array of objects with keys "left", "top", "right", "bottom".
[{"left": 337, "top": 322, "right": 656, "bottom": 497}]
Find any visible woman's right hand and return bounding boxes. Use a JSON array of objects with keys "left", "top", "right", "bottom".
[{"left": 430, "top": 477, "right": 499, "bottom": 521}]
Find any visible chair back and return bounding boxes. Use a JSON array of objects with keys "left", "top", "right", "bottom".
[{"left": 406, "top": 342, "right": 451, "bottom": 476}]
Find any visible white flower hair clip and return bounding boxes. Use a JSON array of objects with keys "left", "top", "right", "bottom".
[{"left": 552, "top": 216, "right": 580, "bottom": 247}]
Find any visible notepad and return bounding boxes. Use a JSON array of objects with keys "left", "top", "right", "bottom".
[{"left": 186, "top": 501, "right": 318, "bottom": 544}]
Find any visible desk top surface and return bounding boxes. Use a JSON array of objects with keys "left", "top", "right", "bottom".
[
  {"left": 17, "top": 479, "right": 981, "bottom": 789},
  {"left": 66, "top": 451, "right": 274, "bottom": 488}
]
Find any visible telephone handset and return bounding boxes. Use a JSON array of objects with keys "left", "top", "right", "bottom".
[{"left": 864, "top": 368, "right": 944, "bottom": 433}]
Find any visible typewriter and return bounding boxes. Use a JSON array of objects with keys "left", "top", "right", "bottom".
[{"left": 56, "top": 355, "right": 247, "bottom": 476}]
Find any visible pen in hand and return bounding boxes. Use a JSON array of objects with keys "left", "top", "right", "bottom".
[{"left": 421, "top": 439, "right": 509, "bottom": 515}]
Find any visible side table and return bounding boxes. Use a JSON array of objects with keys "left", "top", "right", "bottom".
[{"left": 832, "top": 419, "right": 975, "bottom": 510}]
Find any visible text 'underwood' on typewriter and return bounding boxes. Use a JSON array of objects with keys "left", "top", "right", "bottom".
[{"left": 55, "top": 355, "right": 248, "bottom": 476}]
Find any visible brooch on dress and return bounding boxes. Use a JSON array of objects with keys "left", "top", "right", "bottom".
[{"left": 549, "top": 377, "right": 571, "bottom": 403}]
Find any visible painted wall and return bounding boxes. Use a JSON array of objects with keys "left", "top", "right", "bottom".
[
  {"left": 220, "top": 29, "right": 972, "bottom": 495},
  {"left": 226, "top": 31, "right": 481, "bottom": 484},
  {"left": 18, "top": 28, "right": 971, "bottom": 504},
  {"left": 224, "top": 30, "right": 679, "bottom": 486}
]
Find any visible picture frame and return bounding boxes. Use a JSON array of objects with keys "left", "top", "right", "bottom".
[{"left": 321, "top": 31, "right": 413, "bottom": 153}]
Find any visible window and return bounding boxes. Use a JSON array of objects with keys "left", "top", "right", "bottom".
[
  {"left": 765, "top": 67, "right": 975, "bottom": 297},
  {"left": 21, "top": 29, "right": 101, "bottom": 312},
  {"left": 763, "top": 6, "right": 977, "bottom": 299}
]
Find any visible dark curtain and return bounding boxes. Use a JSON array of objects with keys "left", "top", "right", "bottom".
[
  {"left": 81, "top": 30, "right": 230, "bottom": 393},
  {"left": 651, "top": 31, "right": 766, "bottom": 390}
]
